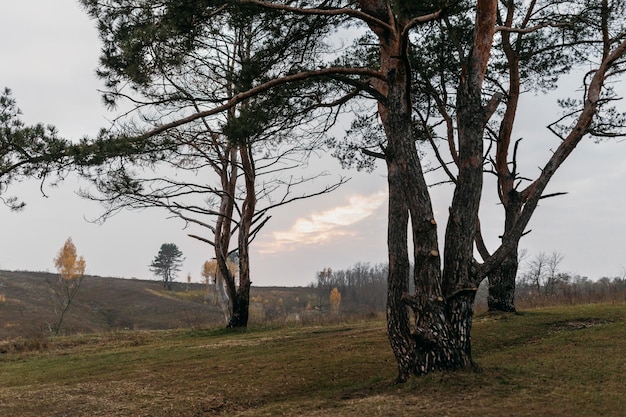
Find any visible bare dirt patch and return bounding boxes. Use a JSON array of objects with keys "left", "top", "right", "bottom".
[{"left": 550, "top": 317, "right": 610, "bottom": 331}]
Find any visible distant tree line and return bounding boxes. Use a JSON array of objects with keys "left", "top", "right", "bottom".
[
  {"left": 514, "top": 251, "right": 626, "bottom": 307},
  {"left": 469, "top": 251, "right": 626, "bottom": 310},
  {"left": 313, "top": 263, "right": 389, "bottom": 314},
  {"left": 516, "top": 274, "right": 626, "bottom": 307},
  {"left": 324, "top": 257, "right": 626, "bottom": 314}
]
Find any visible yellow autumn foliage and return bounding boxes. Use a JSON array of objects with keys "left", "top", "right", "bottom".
[
  {"left": 54, "top": 237, "right": 86, "bottom": 281},
  {"left": 201, "top": 260, "right": 217, "bottom": 284},
  {"left": 201, "top": 258, "right": 238, "bottom": 284},
  {"left": 330, "top": 287, "right": 341, "bottom": 315}
]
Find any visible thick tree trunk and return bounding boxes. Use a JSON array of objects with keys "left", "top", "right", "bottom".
[
  {"left": 385, "top": 136, "right": 416, "bottom": 380},
  {"left": 228, "top": 283, "right": 251, "bottom": 328},
  {"left": 487, "top": 244, "right": 518, "bottom": 312},
  {"left": 440, "top": 0, "right": 497, "bottom": 365},
  {"left": 363, "top": 0, "right": 479, "bottom": 381}
]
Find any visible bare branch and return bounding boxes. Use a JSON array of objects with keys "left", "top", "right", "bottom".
[
  {"left": 539, "top": 191, "right": 568, "bottom": 200},
  {"left": 495, "top": 21, "right": 571, "bottom": 34}
]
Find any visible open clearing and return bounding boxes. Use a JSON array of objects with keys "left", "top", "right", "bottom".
[{"left": 1, "top": 303, "right": 625, "bottom": 416}]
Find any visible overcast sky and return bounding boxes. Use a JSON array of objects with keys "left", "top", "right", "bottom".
[{"left": 1, "top": 1, "right": 625, "bottom": 287}]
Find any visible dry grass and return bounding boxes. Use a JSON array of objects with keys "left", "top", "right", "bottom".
[{"left": 1, "top": 303, "right": 625, "bottom": 416}]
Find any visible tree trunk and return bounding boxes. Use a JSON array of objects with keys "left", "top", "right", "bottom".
[
  {"left": 214, "top": 142, "right": 238, "bottom": 325},
  {"left": 441, "top": 0, "right": 497, "bottom": 365},
  {"left": 228, "top": 283, "right": 251, "bottom": 328},
  {"left": 227, "top": 142, "right": 256, "bottom": 329},
  {"left": 487, "top": 244, "right": 518, "bottom": 312},
  {"left": 362, "top": 0, "right": 498, "bottom": 381},
  {"left": 362, "top": 0, "right": 480, "bottom": 381},
  {"left": 487, "top": 2, "right": 521, "bottom": 313}
]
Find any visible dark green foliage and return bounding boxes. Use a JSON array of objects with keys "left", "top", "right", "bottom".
[
  {"left": 149, "top": 243, "right": 184, "bottom": 290},
  {"left": 392, "top": 0, "right": 446, "bottom": 20},
  {"left": 551, "top": 87, "right": 626, "bottom": 141},
  {"left": 0, "top": 88, "right": 68, "bottom": 210},
  {"left": 81, "top": 0, "right": 338, "bottom": 108}
]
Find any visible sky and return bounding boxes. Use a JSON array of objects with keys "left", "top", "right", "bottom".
[{"left": 1, "top": 1, "right": 625, "bottom": 287}]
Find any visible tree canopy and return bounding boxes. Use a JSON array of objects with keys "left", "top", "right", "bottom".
[
  {"left": 72, "top": 0, "right": 626, "bottom": 381},
  {"left": 149, "top": 243, "right": 184, "bottom": 290}
]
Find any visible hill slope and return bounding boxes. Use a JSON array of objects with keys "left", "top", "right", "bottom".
[{"left": 0, "top": 270, "right": 322, "bottom": 339}]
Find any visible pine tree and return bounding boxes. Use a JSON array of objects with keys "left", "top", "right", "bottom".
[{"left": 149, "top": 243, "right": 184, "bottom": 290}]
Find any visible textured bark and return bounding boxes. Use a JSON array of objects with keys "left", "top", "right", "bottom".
[
  {"left": 440, "top": 0, "right": 497, "bottom": 361},
  {"left": 228, "top": 284, "right": 251, "bottom": 328},
  {"left": 486, "top": 1, "right": 521, "bottom": 312},
  {"left": 227, "top": 143, "right": 256, "bottom": 329},
  {"left": 487, "top": 250, "right": 518, "bottom": 312},
  {"left": 362, "top": 0, "right": 483, "bottom": 381},
  {"left": 487, "top": 188, "right": 522, "bottom": 312}
]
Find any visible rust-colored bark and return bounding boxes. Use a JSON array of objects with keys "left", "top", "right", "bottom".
[
  {"left": 361, "top": 0, "right": 495, "bottom": 381},
  {"left": 483, "top": 1, "right": 626, "bottom": 308}
]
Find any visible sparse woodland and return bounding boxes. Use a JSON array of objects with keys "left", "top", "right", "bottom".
[{"left": 1, "top": 0, "right": 625, "bottom": 386}]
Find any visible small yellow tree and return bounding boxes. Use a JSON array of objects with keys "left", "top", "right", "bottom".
[
  {"left": 329, "top": 287, "right": 341, "bottom": 316},
  {"left": 49, "top": 237, "right": 86, "bottom": 335},
  {"left": 202, "top": 258, "right": 238, "bottom": 304}
]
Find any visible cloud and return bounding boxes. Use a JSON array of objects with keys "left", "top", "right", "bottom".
[{"left": 256, "top": 191, "right": 387, "bottom": 254}]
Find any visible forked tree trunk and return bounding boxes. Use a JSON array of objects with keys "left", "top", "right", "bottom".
[
  {"left": 227, "top": 143, "right": 256, "bottom": 329},
  {"left": 361, "top": 0, "right": 497, "bottom": 381},
  {"left": 365, "top": 3, "right": 477, "bottom": 381}
]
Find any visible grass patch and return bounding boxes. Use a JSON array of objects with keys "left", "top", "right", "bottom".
[{"left": 1, "top": 303, "right": 624, "bottom": 416}]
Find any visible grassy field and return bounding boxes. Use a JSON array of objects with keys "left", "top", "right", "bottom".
[{"left": 1, "top": 302, "right": 625, "bottom": 416}]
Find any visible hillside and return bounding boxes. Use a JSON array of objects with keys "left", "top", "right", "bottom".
[
  {"left": 0, "top": 270, "right": 324, "bottom": 339},
  {"left": 0, "top": 303, "right": 624, "bottom": 416}
]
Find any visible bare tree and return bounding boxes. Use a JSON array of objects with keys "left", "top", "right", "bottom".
[{"left": 520, "top": 251, "right": 565, "bottom": 297}]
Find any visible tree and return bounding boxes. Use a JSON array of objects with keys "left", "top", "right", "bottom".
[
  {"left": 201, "top": 259, "right": 217, "bottom": 301},
  {"left": 329, "top": 287, "right": 341, "bottom": 315},
  {"left": 520, "top": 251, "right": 566, "bottom": 297},
  {"left": 75, "top": 0, "right": 626, "bottom": 381},
  {"left": 149, "top": 243, "right": 184, "bottom": 290},
  {"left": 480, "top": 0, "right": 626, "bottom": 312},
  {"left": 340, "top": 1, "right": 625, "bottom": 316},
  {"left": 49, "top": 237, "right": 86, "bottom": 335},
  {"left": 316, "top": 267, "right": 333, "bottom": 310},
  {"left": 76, "top": 1, "right": 345, "bottom": 328}
]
